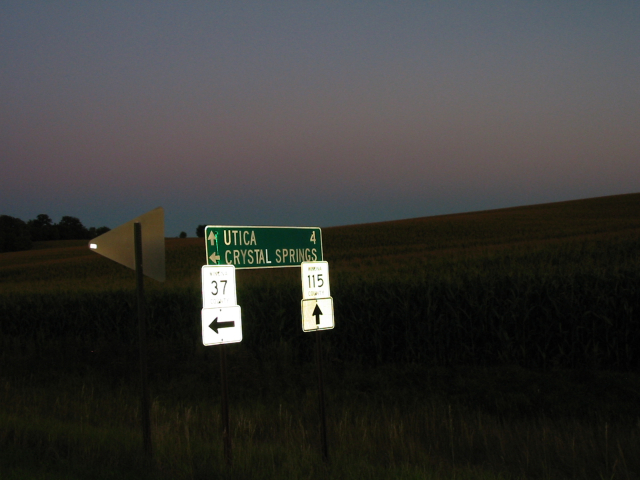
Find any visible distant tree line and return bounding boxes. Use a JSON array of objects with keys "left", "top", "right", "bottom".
[{"left": 0, "top": 214, "right": 110, "bottom": 253}]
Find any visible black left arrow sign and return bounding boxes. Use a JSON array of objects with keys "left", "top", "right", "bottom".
[{"left": 209, "top": 317, "right": 235, "bottom": 333}]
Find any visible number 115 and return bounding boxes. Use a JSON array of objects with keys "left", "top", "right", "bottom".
[{"left": 307, "top": 274, "right": 324, "bottom": 289}]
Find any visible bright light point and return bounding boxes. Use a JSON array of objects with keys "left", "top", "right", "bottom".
[{"left": 90, "top": 243, "right": 97, "bottom": 249}]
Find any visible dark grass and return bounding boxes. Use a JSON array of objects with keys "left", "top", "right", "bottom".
[{"left": 2, "top": 339, "right": 640, "bottom": 479}]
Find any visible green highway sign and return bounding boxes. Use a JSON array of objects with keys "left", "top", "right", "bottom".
[{"left": 205, "top": 226, "right": 323, "bottom": 269}]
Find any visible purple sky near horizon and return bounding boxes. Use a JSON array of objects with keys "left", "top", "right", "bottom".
[{"left": 2, "top": 1, "right": 639, "bottom": 236}]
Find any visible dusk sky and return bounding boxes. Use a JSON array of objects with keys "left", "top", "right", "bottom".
[{"left": 2, "top": 2, "right": 639, "bottom": 236}]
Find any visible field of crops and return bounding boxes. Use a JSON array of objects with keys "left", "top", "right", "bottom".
[
  {"left": 2, "top": 193, "right": 640, "bottom": 479},
  {"left": 2, "top": 193, "right": 639, "bottom": 370}
]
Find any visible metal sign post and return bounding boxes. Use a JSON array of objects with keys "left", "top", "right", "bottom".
[
  {"left": 199, "top": 232, "right": 335, "bottom": 466},
  {"left": 301, "top": 261, "right": 334, "bottom": 462},
  {"left": 89, "top": 208, "right": 165, "bottom": 461},
  {"left": 315, "top": 331, "right": 329, "bottom": 462},
  {"left": 200, "top": 265, "right": 241, "bottom": 466},
  {"left": 134, "top": 222, "right": 152, "bottom": 459},
  {"left": 220, "top": 344, "right": 232, "bottom": 466}
]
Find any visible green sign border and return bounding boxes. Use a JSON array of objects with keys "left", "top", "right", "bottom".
[{"left": 205, "top": 226, "right": 323, "bottom": 269}]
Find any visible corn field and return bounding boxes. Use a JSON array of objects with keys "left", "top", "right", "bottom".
[{"left": 1, "top": 194, "right": 639, "bottom": 371}]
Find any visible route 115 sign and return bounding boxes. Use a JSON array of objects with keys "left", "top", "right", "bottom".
[
  {"left": 301, "top": 261, "right": 330, "bottom": 299},
  {"left": 301, "top": 261, "right": 334, "bottom": 332}
]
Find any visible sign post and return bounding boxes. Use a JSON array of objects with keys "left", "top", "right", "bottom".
[
  {"left": 219, "top": 343, "right": 231, "bottom": 466},
  {"left": 134, "top": 222, "right": 152, "bottom": 459},
  {"left": 200, "top": 228, "right": 333, "bottom": 465},
  {"left": 300, "top": 261, "right": 334, "bottom": 462},
  {"left": 315, "top": 329, "right": 329, "bottom": 462},
  {"left": 89, "top": 207, "right": 165, "bottom": 461},
  {"left": 200, "top": 265, "right": 241, "bottom": 466}
]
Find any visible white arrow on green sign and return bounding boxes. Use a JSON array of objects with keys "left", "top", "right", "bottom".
[{"left": 205, "top": 226, "right": 322, "bottom": 269}]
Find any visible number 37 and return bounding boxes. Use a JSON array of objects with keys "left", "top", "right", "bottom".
[{"left": 211, "top": 280, "right": 227, "bottom": 295}]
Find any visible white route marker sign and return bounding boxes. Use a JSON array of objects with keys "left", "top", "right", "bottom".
[
  {"left": 202, "top": 306, "right": 243, "bottom": 346},
  {"left": 301, "top": 261, "right": 331, "bottom": 299},
  {"left": 201, "top": 265, "right": 242, "bottom": 345},
  {"left": 301, "top": 297, "right": 334, "bottom": 332},
  {"left": 301, "top": 261, "right": 334, "bottom": 332},
  {"left": 202, "top": 265, "right": 237, "bottom": 308}
]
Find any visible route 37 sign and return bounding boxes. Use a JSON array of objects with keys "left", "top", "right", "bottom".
[
  {"left": 202, "top": 265, "right": 237, "bottom": 308},
  {"left": 201, "top": 265, "right": 242, "bottom": 345}
]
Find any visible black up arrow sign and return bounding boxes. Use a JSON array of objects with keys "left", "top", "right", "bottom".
[
  {"left": 209, "top": 317, "right": 235, "bottom": 333},
  {"left": 312, "top": 304, "right": 323, "bottom": 325},
  {"left": 301, "top": 298, "right": 333, "bottom": 333}
]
